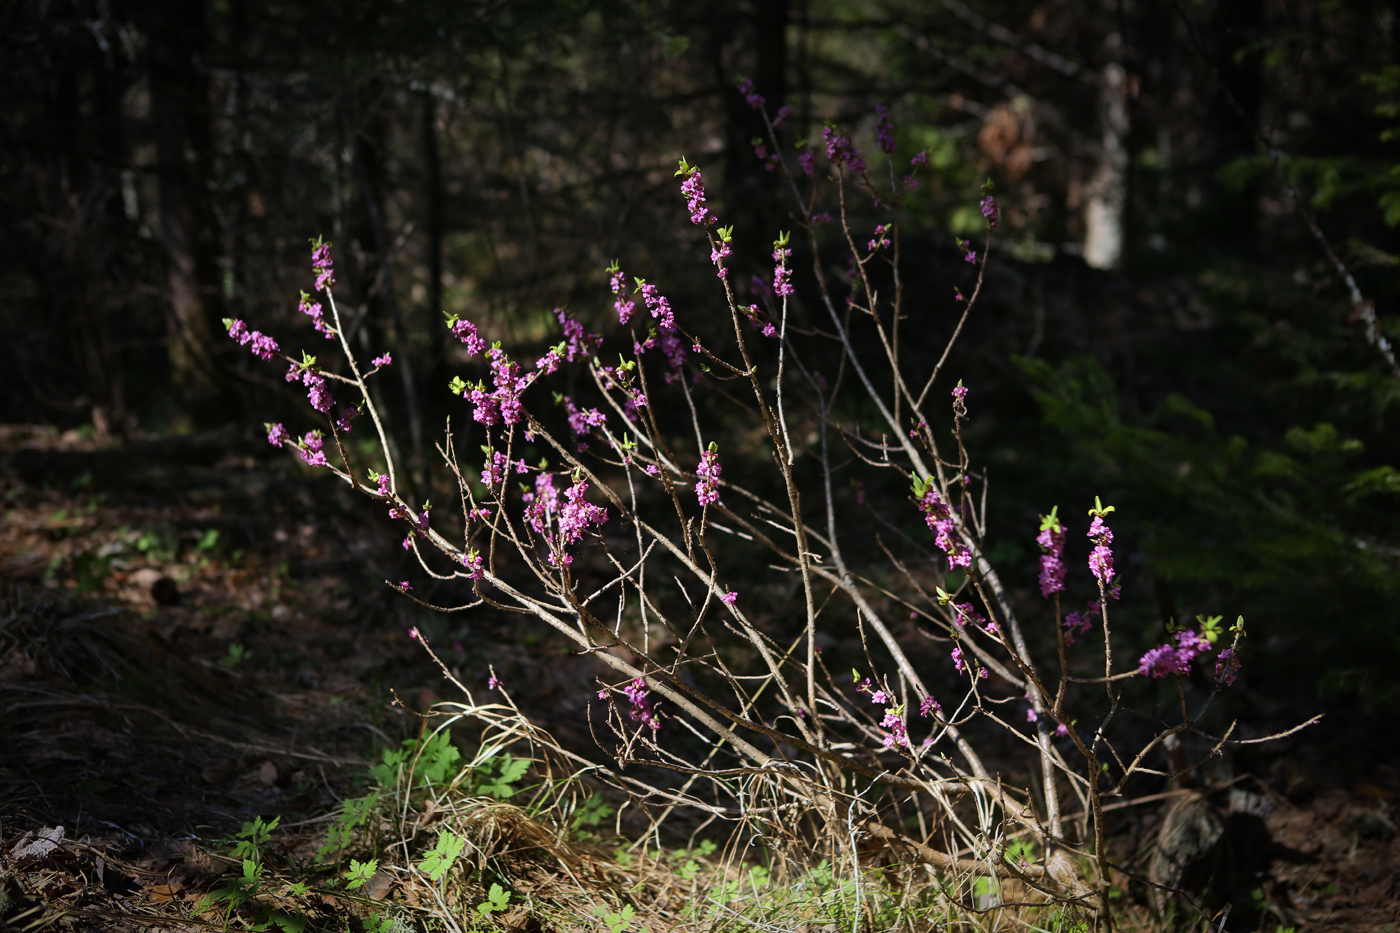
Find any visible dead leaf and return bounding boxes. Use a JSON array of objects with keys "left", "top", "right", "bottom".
[
  {"left": 258, "top": 760, "right": 278, "bottom": 786},
  {"left": 364, "top": 870, "right": 393, "bottom": 900},
  {"left": 148, "top": 883, "right": 183, "bottom": 903},
  {"left": 10, "top": 825, "right": 64, "bottom": 860}
]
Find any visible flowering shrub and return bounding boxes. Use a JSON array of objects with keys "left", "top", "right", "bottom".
[{"left": 228, "top": 91, "right": 1302, "bottom": 930}]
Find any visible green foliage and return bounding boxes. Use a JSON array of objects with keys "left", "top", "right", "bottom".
[
  {"left": 229, "top": 815, "right": 279, "bottom": 864},
  {"left": 475, "top": 882, "right": 511, "bottom": 919},
  {"left": 316, "top": 791, "right": 380, "bottom": 862},
  {"left": 670, "top": 838, "right": 716, "bottom": 881},
  {"left": 364, "top": 914, "right": 397, "bottom": 933},
  {"left": 417, "top": 829, "right": 465, "bottom": 883},
  {"left": 1018, "top": 353, "right": 1400, "bottom": 703},
  {"left": 196, "top": 821, "right": 308, "bottom": 933},
  {"left": 222, "top": 642, "right": 251, "bottom": 668},
  {"left": 475, "top": 754, "right": 529, "bottom": 799},
  {"left": 70, "top": 551, "right": 112, "bottom": 594},
  {"left": 592, "top": 901, "right": 635, "bottom": 933},
  {"left": 343, "top": 858, "right": 378, "bottom": 890},
  {"left": 134, "top": 523, "right": 178, "bottom": 562},
  {"left": 569, "top": 793, "right": 616, "bottom": 838},
  {"left": 195, "top": 857, "right": 263, "bottom": 916},
  {"left": 371, "top": 730, "right": 462, "bottom": 788}
]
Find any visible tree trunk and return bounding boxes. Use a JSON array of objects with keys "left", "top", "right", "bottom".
[
  {"left": 144, "top": 0, "right": 225, "bottom": 420},
  {"left": 1084, "top": 46, "right": 1129, "bottom": 270}
]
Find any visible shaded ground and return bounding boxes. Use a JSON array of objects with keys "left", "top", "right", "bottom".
[{"left": 1, "top": 425, "right": 1397, "bottom": 931}]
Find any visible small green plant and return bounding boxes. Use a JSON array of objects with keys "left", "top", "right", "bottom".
[
  {"left": 195, "top": 857, "right": 263, "bottom": 917},
  {"left": 222, "top": 642, "right": 252, "bottom": 668},
  {"left": 417, "top": 829, "right": 465, "bottom": 883},
  {"left": 343, "top": 858, "right": 379, "bottom": 890},
  {"left": 195, "top": 819, "right": 308, "bottom": 933},
  {"left": 592, "top": 902, "right": 635, "bottom": 933},
  {"left": 570, "top": 793, "right": 616, "bottom": 839},
  {"left": 135, "top": 522, "right": 178, "bottom": 562},
  {"left": 371, "top": 730, "right": 461, "bottom": 788},
  {"left": 316, "top": 791, "right": 380, "bottom": 862},
  {"left": 475, "top": 882, "right": 511, "bottom": 920},
  {"left": 475, "top": 754, "right": 529, "bottom": 799},
  {"left": 229, "top": 815, "right": 279, "bottom": 863},
  {"left": 671, "top": 839, "right": 716, "bottom": 882},
  {"left": 197, "top": 528, "right": 221, "bottom": 551},
  {"left": 364, "top": 913, "right": 396, "bottom": 933},
  {"left": 71, "top": 551, "right": 112, "bottom": 593}
]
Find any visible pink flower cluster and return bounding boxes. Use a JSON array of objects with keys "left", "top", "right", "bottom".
[
  {"left": 752, "top": 139, "right": 780, "bottom": 172},
  {"left": 555, "top": 305, "right": 601, "bottom": 360},
  {"left": 1139, "top": 627, "right": 1215, "bottom": 678},
  {"left": 284, "top": 358, "right": 333, "bottom": 413},
  {"left": 953, "top": 601, "right": 997, "bottom": 636},
  {"left": 449, "top": 315, "right": 487, "bottom": 358},
  {"left": 298, "top": 429, "right": 327, "bottom": 467},
  {"left": 558, "top": 477, "right": 609, "bottom": 539},
  {"left": 981, "top": 194, "right": 1000, "bottom": 230},
  {"left": 266, "top": 423, "right": 290, "bottom": 448},
  {"left": 225, "top": 319, "right": 280, "bottom": 361},
  {"left": 297, "top": 291, "right": 335, "bottom": 340},
  {"left": 710, "top": 239, "right": 732, "bottom": 278},
  {"left": 772, "top": 242, "right": 794, "bottom": 298},
  {"left": 822, "top": 125, "right": 866, "bottom": 174},
  {"left": 624, "top": 678, "right": 660, "bottom": 730},
  {"left": 1214, "top": 647, "right": 1241, "bottom": 686},
  {"left": 562, "top": 395, "right": 607, "bottom": 440},
  {"left": 680, "top": 168, "right": 712, "bottom": 226},
  {"left": 916, "top": 484, "right": 970, "bottom": 569},
  {"left": 523, "top": 472, "right": 609, "bottom": 565},
  {"left": 1087, "top": 515, "right": 1115, "bottom": 587},
  {"left": 609, "top": 266, "right": 635, "bottom": 325},
  {"left": 311, "top": 239, "right": 335, "bottom": 292},
  {"left": 867, "top": 224, "right": 890, "bottom": 251},
  {"left": 481, "top": 450, "right": 527, "bottom": 487},
  {"left": 1061, "top": 602, "right": 1098, "bottom": 645},
  {"left": 736, "top": 77, "right": 765, "bottom": 110},
  {"left": 695, "top": 446, "right": 722, "bottom": 506},
  {"left": 880, "top": 706, "right": 909, "bottom": 748},
  {"left": 461, "top": 348, "right": 529, "bottom": 427},
  {"left": 875, "top": 104, "right": 896, "bottom": 154},
  {"left": 637, "top": 280, "right": 676, "bottom": 332},
  {"left": 1036, "top": 511, "right": 1066, "bottom": 598},
  {"left": 950, "top": 643, "right": 987, "bottom": 679}
]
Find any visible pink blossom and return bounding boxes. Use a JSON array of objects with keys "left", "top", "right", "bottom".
[{"left": 695, "top": 446, "right": 722, "bottom": 506}]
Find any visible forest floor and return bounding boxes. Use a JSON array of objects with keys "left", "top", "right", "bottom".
[{"left": 1, "top": 424, "right": 1397, "bottom": 932}]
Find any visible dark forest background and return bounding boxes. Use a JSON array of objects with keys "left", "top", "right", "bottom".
[{"left": 3, "top": 0, "right": 1398, "bottom": 716}]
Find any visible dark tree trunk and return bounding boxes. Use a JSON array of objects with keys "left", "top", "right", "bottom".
[{"left": 144, "top": 0, "right": 228, "bottom": 423}]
